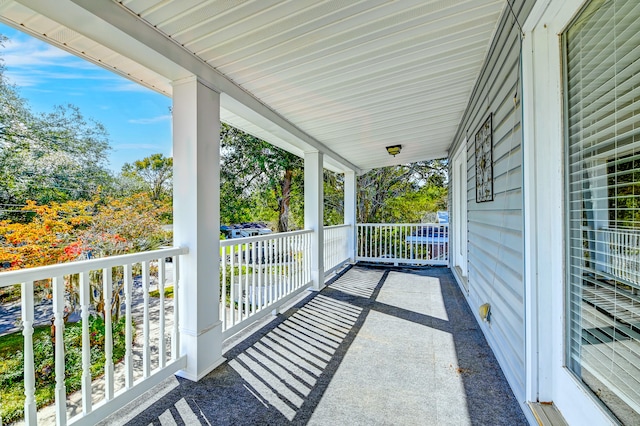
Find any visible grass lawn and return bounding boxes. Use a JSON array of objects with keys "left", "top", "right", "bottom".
[
  {"left": 0, "top": 316, "right": 131, "bottom": 424},
  {"left": 149, "top": 286, "right": 173, "bottom": 298}
]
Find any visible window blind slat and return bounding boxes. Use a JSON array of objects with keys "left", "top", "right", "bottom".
[{"left": 564, "top": 0, "right": 640, "bottom": 423}]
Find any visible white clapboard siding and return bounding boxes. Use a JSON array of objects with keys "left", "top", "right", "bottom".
[{"left": 448, "top": 0, "right": 535, "bottom": 403}]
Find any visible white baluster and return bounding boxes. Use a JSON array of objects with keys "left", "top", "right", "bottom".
[
  {"left": 230, "top": 247, "right": 236, "bottom": 327},
  {"left": 172, "top": 256, "right": 180, "bottom": 359},
  {"left": 396, "top": 225, "right": 400, "bottom": 261},
  {"left": 272, "top": 239, "right": 277, "bottom": 302},
  {"left": 370, "top": 225, "right": 374, "bottom": 258},
  {"left": 384, "top": 226, "right": 388, "bottom": 259},
  {"left": 287, "top": 236, "right": 292, "bottom": 293},
  {"left": 257, "top": 241, "right": 263, "bottom": 310},
  {"left": 392, "top": 225, "right": 396, "bottom": 259},
  {"left": 268, "top": 239, "right": 273, "bottom": 304},
  {"left": 103, "top": 268, "right": 114, "bottom": 400},
  {"left": 278, "top": 237, "right": 283, "bottom": 299},
  {"left": 366, "top": 225, "right": 369, "bottom": 258},
  {"left": 446, "top": 225, "right": 450, "bottom": 261},
  {"left": 400, "top": 225, "right": 405, "bottom": 260},
  {"left": 21, "top": 280, "right": 37, "bottom": 425},
  {"left": 293, "top": 235, "right": 297, "bottom": 289},
  {"left": 309, "top": 233, "right": 312, "bottom": 282},
  {"left": 277, "top": 238, "right": 281, "bottom": 295},
  {"left": 221, "top": 248, "right": 227, "bottom": 330},
  {"left": 123, "top": 264, "right": 134, "bottom": 388},
  {"left": 251, "top": 243, "right": 256, "bottom": 315},
  {"left": 387, "top": 225, "right": 391, "bottom": 259},
  {"left": 325, "top": 229, "right": 329, "bottom": 271},
  {"left": 325, "top": 229, "right": 328, "bottom": 271},
  {"left": 409, "top": 226, "right": 418, "bottom": 259},
  {"left": 238, "top": 243, "right": 243, "bottom": 321},
  {"left": 292, "top": 235, "right": 298, "bottom": 289},
  {"left": 158, "top": 257, "right": 166, "bottom": 369},
  {"left": 79, "top": 271, "right": 92, "bottom": 414},
  {"left": 333, "top": 228, "right": 337, "bottom": 265},
  {"left": 53, "top": 275, "right": 67, "bottom": 426},
  {"left": 142, "top": 261, "right": 151, "bottom": 378},
  {"left": 297, "top": 234, "right": 302, "bottom": 288},
  {"left": 333, "top": 228, "right": 337, "bottom": 267},
  {"left": 331, "top": 229, "right": 335, "bottom": 270},
  {"left": 325, "top": 229, "right": 340, "bottom": 269},
  {"left": 284, "top": 236, "right": 289, "bottom": 294},
  {"left": 243, "top": 243, "right": 249, "bottom": 320}
]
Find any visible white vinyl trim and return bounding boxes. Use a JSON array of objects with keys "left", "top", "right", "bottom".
[
  {"left": 452, "top": 140, "right": 468, "bottom": 280},
  {"left": 522, "top": 0, "right": 619, "bottom": 424}
]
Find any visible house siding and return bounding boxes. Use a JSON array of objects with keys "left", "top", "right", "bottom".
[{"left": 449, "top": 0, "right": 535, "bottom": 403}]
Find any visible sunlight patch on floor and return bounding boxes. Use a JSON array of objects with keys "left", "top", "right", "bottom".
[{"left": 228, "top": 292, "right": 370, "bottom": 420}]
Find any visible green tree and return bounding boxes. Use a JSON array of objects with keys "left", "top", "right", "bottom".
[
  {"left": 220, "top": 124, "right": 303, "bottom": 232},
  {"left": 0, "top": 38, "right": 112, "bottom": 207},
  {"left": 323, "top": 170, "right": 344, "bottom": 226},
  {"left": 357, "top": 160, "right": 448, "bottom": 223},
  {"left": 121, "top": 153, "right": 173, "bottom": 201}
]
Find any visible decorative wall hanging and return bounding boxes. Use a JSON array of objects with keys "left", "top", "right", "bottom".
[{"left": 475, "top": 113, "right": 493, "bottom": 202}]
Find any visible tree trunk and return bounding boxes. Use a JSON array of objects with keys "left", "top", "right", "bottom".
[{"left": 278, "top": 169, "right": 293, "bottom": 232}]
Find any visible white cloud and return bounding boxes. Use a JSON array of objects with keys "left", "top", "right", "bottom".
[
  {"left": 107, "top": 80, "right": 155, "bottom": 93},
  {"left": 4, "top": 67, "right": 115, "bottom": 86},
  {"left": 1, "top": 36, "right": 115, "bottom": 88},
  {"left": 1, "top": 29, "right": 159, "bottom": 94},
  {"left": 1, "top": 37, "right": 87, "bottom": 68},
  {"left": 128, "top": 114, "right": 171, "bottom": 124},
  {"left": 3, "top": 70, "right": 41, "bottom": 87}
]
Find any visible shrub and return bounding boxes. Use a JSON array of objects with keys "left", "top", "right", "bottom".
[{"left": 0, "top": 316, "right": 133, "bottom": 424}]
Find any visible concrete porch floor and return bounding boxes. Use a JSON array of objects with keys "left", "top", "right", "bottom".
[{"left": 99, "top": 265, "right": 527, "bottom": 425}]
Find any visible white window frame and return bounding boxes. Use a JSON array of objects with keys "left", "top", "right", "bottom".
[
  {"left": 452, "top": 140, "right": 468, "bottom": 282},
  {"left": 522, "top": 0, "right": 620, "bottom": 423}
]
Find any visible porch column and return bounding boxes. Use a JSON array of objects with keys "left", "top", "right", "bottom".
[
  {"left": 305, "top": 151, "right": 324, "bottom": 290},
  {"left": 172, "top": 76, "right": 224, "bottom": 381},
  {"left": 344, "top": 170, "right": 357, "bottom": 262}
]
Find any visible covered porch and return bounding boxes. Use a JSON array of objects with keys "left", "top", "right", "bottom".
[
  {"left": 1, "top": 1, "right": 493, "bottom": 422},
  {"left": 97, "top": 265, "right": 525, "bottom": 425},
  {"left": 6, "top": 0, "right": 639, "bottom": 424}
]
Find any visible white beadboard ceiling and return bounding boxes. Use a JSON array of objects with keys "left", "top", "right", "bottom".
[{"left": 0, "top": 0, "right": 506, "bottom": 173}]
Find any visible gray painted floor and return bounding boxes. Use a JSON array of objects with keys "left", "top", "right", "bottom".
[{"left": 100, "top": 265, "right": 527, "bottom": 426}]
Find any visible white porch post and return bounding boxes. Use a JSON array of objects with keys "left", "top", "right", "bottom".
[
  {"left": 172, "top": 76, "right": 224, "bottom": 381},
  {"left": 305, "top": 151, "right": 324, "bottom": 290},
  {"left": 344, "top": 170, "right": 357, "bottom": 262}
]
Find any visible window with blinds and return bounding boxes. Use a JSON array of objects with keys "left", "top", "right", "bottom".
[{"left": 564, "top": 0, "right": 640, "bottom": 423}]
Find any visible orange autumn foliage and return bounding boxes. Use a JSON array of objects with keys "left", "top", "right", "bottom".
[
  {"left": 0, "top": 200, "right": 92, "bottom": 269},
  {"left": 0, "top": 194, "right": 171, "bottom": 270}
]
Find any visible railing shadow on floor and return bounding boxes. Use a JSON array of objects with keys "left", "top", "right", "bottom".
[
  {"left": 103, "top": 264, "right": 376, "bottom": 425},
  {"left": 102, "top": 264, "right": 526, "bottom": 426}
]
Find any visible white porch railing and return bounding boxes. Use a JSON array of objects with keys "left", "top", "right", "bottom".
[
  {"left": 601, "top": 227, "right": 640, "bottom": 290},
  {"left": 356, "top": 223, "right": 449, "bottom": 266},
  {"left": 220, "top": 230, "right": 312, "bottom": 339},
  {"left": 0, "top": 247, "right": 187, "bottom": 426},
  {"left": 323, "top": 224, "right": 352, "bottom": 275}
]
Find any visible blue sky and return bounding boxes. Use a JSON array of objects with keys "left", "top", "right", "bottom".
[{"left": 0, "top": 23, "right": 172, "bottom": 173}]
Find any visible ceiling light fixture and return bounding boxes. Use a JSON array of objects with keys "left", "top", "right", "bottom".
[{"left": 386, "top": 145, "right": 402, "bottom": 157}]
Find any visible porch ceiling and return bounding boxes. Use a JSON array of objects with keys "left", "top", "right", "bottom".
[{"left": 0, "top": 0, "right": 505, "bottom": 172}]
